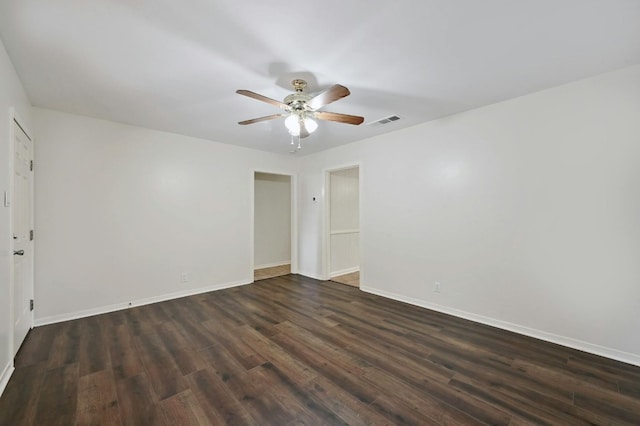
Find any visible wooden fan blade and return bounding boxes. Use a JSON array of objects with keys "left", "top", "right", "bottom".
[
  {"left": 236, "top": 90, "right": 288, "bottom": 110},
  {"left": 307, "top": 84, "right": 350, "bottom": 110},
  {"left": 315, "top": 111, "right": 364, "bottom": 125},
  {"left": 238, "top": 114, "right": 285, "bottom": 125}
]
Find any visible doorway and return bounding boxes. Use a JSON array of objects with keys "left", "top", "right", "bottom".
[
  {"left": 253, "top": 172, "right": 293, "bottom": 281},
  {"left": 11, "top": 115, "right": 34, "bottom": 355},
  {"left": 327, "top": 166, "right": 360, "bottom": 287}
]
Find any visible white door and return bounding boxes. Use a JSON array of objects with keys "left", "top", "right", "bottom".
[{"left": 12, "top": 119, "right": 34, "bottom": 354}]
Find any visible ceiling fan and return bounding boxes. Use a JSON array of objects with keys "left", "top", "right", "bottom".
[{"left": 236, "top": 79, "right": 364, "bottom": 139}]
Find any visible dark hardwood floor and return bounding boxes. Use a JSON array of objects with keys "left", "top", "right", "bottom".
[{"left": 1, "top": 274, "right": 639, "bottom": 425}]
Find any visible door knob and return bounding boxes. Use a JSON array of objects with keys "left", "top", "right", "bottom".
[{"left": 13, "top": 250, "right": 24, "bottom": 256}]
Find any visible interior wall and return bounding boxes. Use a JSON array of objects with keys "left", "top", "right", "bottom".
[
  {"left": 0, "top": 38, "right": 33, "bottom": 391},
  {"left": 297, "top": 65, "right": 640, "bottom": 365},
  {"left": 254, "top": 172, "right": 291, "bottom": 268},
  {"left": 33, "top": 108, "right": 294, "bottom": 323},
  {"left": 329, "top": 167, "right": 359, "bottom": 276}
]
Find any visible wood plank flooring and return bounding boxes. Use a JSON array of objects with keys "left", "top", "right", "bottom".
[
  {"left": 2, "top": 274, "right": 640, "bottom": 425},
  {"left": 332, "top": 271, "right": 360, "bottom": 288},
  {"left": 254, "top": 264, "right": 291, "bottom": 281}
]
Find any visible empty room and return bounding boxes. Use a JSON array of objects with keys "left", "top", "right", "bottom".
[{"left": 1, "top": 1, "right": 639, "bottom": 424}]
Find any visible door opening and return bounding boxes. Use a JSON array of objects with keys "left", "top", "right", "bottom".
[
  {"left": 253, "top": 172, "right": 292, "bottom": 281},
  {"left": 327, "top": 166, "right": 360, "bottom": 287}
]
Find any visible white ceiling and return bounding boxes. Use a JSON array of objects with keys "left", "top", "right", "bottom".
[{"left": 1, "top": 1, "right": 639, "bottom": 155}]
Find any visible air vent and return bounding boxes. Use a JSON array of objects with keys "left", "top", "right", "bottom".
[{"left": 368, "top": 115, "right": 401, "bottom": 126}]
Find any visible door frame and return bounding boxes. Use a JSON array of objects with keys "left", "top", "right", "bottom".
[
  {"left": 8, "top": 107, "right": 35, "bottom": 357},
  {"left": 249, "top": 169, "right": 298, "bottom": 281},
  {"left": 323, "top": 162, "right": 362, "bottom": 282}
]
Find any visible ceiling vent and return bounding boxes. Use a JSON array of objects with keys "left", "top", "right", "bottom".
[{"left": 368, "top": 115, "right": 400, "bottom": 126}]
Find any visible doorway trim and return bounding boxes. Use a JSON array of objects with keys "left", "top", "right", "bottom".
[
  {"left": 8, "top": 107, "right": 35, "bottom": 359},
  {"left": 249, "top": 169, "right": 298, "bottom": 282},
  {"left": 323, "top": 162, "right": 362, "bottom": 283}
]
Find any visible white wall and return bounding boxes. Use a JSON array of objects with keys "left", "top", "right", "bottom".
[
  {"left": 254, "top": 172, "right": 291, "bottom": 268},
  {"left": 297, "top": 65, "right": 640, "bottom": 365},
  {"left": 33, "top": 108, "right": 294, "bottom": 323},
  {"left": 0, "top": 38, "right": 33, "bottom": 393},
  {"left": 329, "top": 167, "right": 359, "bottom": 276}
]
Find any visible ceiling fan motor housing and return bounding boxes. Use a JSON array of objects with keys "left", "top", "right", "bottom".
[
  {"left": 284, "top": 93, "right": 312, "bottom": 112},
  {"left": 284, "top": 80, "right": 312, "bottom": 113}
]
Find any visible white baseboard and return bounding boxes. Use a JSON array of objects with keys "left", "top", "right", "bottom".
[
  {"left": 330, "top": 267, "right": 360, "bottom": 278},
  {"left": 0, "top": 361, "right": 14, "bottom": 398},
  {"left": 254, "top": 261, "right": 291, "bottom": 270},
  {"left": 35, "top": 279, "right": 251, "bottom": 327},
  {"left": 361, "top": 286, "right": 640, "bottom": 368}
]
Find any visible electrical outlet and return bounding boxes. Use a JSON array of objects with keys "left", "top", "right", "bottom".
[
  {"left": 434, "top": 281, "right": 441, "bottom": 293},
  {"left": 180, "top": 272, "right": 190, "bottom": 283}
]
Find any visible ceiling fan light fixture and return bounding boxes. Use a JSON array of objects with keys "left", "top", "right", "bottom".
[
  {"left": 304, "top": 117, "right": 318, "bottom": 133},
  {"left": 285, "top": 114, "right": 318, "bottom": 135},
  {"left": 284, "top": 114, "right": 300, "bottom": 134}
]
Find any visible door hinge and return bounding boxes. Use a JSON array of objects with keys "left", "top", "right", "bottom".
[
  {"left": 30, "top": 160, "right": 33, "bottom": 171},
  {"left": 30, "top": 299, "right": 34, "bottom": 311},
  {"left": 30, "top": 229, "right": 34, "bottom": 241}
]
